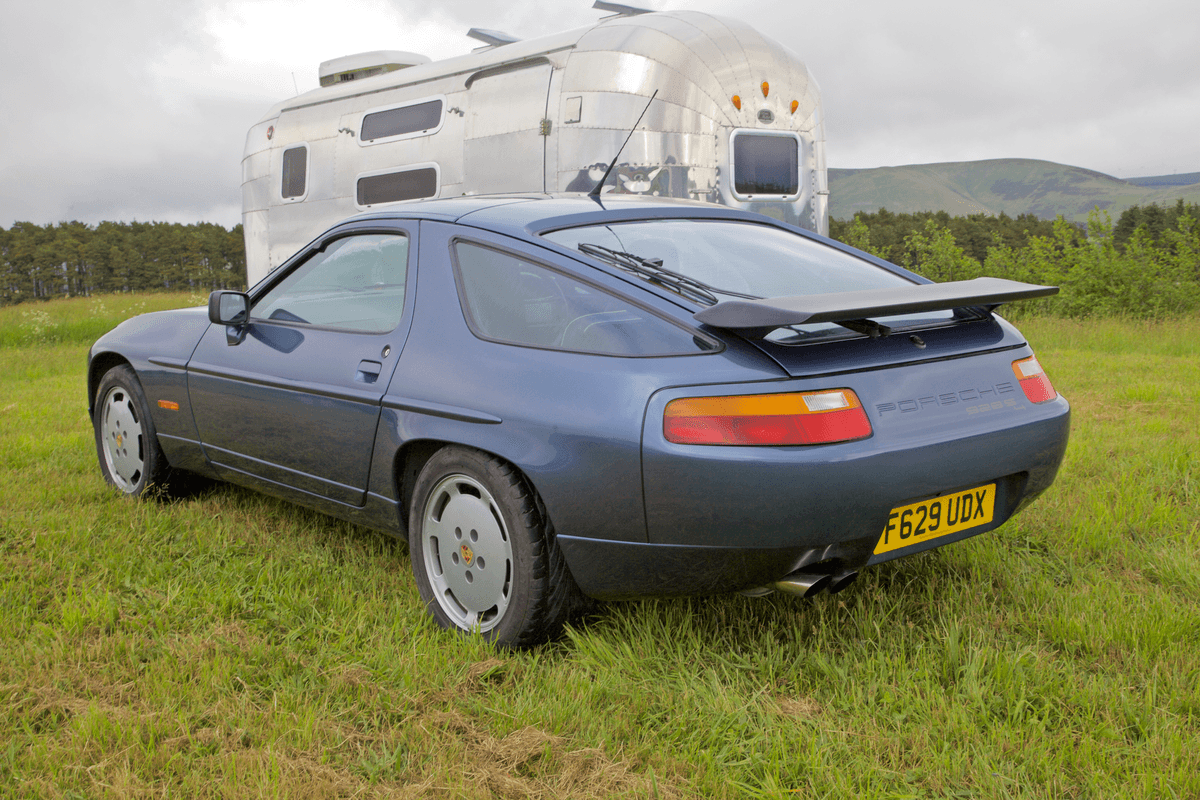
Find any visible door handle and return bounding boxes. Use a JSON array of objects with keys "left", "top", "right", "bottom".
[{"left": 355, "top": 360, "right": 383, "bottom": 383}]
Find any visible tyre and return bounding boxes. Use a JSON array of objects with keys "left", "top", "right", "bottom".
[
  {"left": 93, "top": 365, "right": 172, "bottom": 497},
  {"left": 408, "top": 446, "right": 579, "bottom": 648}
]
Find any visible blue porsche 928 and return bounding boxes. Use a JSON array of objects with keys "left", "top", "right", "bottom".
[{"left": 88, "top": 195, "right": 1070, "bottom": 647}]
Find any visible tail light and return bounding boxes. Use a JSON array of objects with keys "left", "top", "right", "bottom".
[
  {"left": 1012, "top": 355, "right": 1057, "bottom": 403},
  {"left": 664, "top": 389, "right": 872, "bottom": 446}
]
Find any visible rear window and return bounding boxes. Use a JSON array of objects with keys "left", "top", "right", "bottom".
[
  {"left": 732, "top": 133, "right": 798, "bottom": 197},
  {"left": 543, "top": 220, "right": 961, "bottom": 343}
]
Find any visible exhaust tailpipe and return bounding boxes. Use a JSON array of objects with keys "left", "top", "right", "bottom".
[
  {"left": 771, "top": 571, "right": 832, "bottom": 598},
  {"left": 825, "top": 571, "right": 858, "bottom": 595}
]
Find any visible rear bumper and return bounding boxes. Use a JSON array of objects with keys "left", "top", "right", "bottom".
[{"left": 559, "top": 459, "right": 1058, "bottom": 600}]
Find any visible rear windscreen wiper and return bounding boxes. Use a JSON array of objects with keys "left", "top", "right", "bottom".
[{"left": 576, "top": 242, "right": 759, "bottom": 307}]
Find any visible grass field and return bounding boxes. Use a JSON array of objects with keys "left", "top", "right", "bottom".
[{"left": 1, "top": 294, "right": 1197, "bottom": 798}]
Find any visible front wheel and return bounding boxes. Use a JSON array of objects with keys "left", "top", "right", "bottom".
[
  {"left": 93, "top": 365, "right": 171, "bottom": 497},
  {"left": 408, "top": 447, "right": 578, "bottom": 648}
]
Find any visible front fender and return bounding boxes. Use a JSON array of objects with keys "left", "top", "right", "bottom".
[{"left": 88, "top": 307, "right": 212, "bottom": 471}]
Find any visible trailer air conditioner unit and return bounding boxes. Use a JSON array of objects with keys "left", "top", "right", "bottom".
[{"left": 318, "top": 51, "right": 431, "bottom": 87}]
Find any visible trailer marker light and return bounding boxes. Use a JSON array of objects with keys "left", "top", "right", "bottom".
[
  {"left": 761, "top": 81, "right": 769, "bottom": 97},
  {"left": 1012, "top": 356, "right": 1057, "bottom": 403},
  {"left": 664, "top": 390, "right": 872, "bottom": 446},
  {"left": 790, "top": 100, "right": 799, "bottom": 114},
  {"left": 731, "top": 95, "right": 742, "bottom": 110}
]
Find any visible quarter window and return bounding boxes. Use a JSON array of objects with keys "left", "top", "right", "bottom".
[
  {"left": 453, "top": 242, "right": 711, "bottom": 356},
  {"left": 253, "top": 233, "right": 409, "bottom": 333}
]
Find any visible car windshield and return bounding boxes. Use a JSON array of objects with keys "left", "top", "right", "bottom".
[{"left": 542, "top": 219, "right": 961, "bottom": 342}]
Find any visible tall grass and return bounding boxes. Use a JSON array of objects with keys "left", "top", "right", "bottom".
[
  {"left": 0, "top": 292, "right": 208, "bottom": 348},
  {"left": 1, "top": 294, "right": 1197, "bottom": 797}
]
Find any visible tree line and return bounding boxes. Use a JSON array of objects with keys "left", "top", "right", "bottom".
[
  {"left": 830, "top": 201, "right": 1200, "bottom": 318},
  {"left": 3, "top": 201, "right": 1198, "bottom": 318},
  {"left": 0, "top": 221, "right": 247, "bottom": 306}
]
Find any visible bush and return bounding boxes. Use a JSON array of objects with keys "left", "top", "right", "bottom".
[{"left": 832, "top": 207, "right": 1200, "bottom": 320}]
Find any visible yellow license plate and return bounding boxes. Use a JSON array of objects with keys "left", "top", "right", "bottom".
[{"left": 874, "top": 483, "right": 996, "bottom": 555}]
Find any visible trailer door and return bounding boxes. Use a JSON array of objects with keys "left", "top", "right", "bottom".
[{"left": 463, "top": 60, "right": 553, "bottom": 193}]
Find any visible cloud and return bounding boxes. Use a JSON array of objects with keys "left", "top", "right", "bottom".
[
  {"left": 0, "top": 0, "right": 481, "bottom": 228},
  {"left": 1, "top": 0, "right": 1196, "bottom": 229},
  {"left": 2, "top": 0, "right": 222, "bottom": 225},
  {"left": 717, "top": 0, "right": 1200, "bottom": 176}
]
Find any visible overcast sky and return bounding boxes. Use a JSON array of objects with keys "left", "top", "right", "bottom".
[{"left": 2, "top": 0, "right": 1197, "bottom": 229}]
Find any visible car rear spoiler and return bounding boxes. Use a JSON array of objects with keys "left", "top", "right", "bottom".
[{"left": 693, "top": 277, "right": 1059, "bottom": 338}]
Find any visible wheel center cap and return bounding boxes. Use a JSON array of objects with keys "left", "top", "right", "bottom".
[
  {"left": 460, "top": 543, "right": 474, "bottom": 566},
  {"left": 116, "top": 434, "right": 123, "bottom": 448}
]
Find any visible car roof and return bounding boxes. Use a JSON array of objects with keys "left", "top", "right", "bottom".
[{"left": 340, "top": 193, "right": 782, "bottom": 240}]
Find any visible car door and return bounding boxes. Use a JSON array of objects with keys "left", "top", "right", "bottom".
[{"left": 187, "top": 223, "right": 417, "bottom": 507}]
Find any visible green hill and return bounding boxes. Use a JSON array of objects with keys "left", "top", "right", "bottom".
[
  {"left": 828, "top": 158, "right": 1200, "bottom": 222},
  {"left": 1125, "top": 172, "right": 1200, "bottom": 188}
]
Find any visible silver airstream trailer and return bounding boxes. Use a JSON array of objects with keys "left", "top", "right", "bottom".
[{"left": 241, "top": 4, "right": 828, "bottom": 284}]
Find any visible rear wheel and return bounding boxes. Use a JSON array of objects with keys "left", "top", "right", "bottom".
[
  {"left": 94, "top": 365, "right": 170, "bottom": 497},
  {"left": 408, "top": 447, "right": 578, "bottom": 647}
]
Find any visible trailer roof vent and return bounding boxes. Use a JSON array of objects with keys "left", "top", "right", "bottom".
[
  {"left": 466, "top": 28, "right": 521, "bottom": 49},
  {"left": 319, "top": 51, "right": 431, "bottom": 87},
  {"left": 593, "top": 1, "right": 652, "bottom": 17}
]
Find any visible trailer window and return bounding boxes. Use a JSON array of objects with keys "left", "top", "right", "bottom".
[
  {"left": 281, "top": 145, "right": 307, "bottom": 199},
  {"left": 732, "top": 133, "right": 798, "bottom": 197},
  {"left": 361, "top": 99, "right": 443, "bottom": 142},
  {"left": 357, "top": 167, "right": 438, "bottom": 206}
]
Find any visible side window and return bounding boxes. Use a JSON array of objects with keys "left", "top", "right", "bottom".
[
  {"left": 281, "top": 145, "right": 308, "bottom": 200},
  {"left": 453, "top": 242, "right": 711, "bottom": 356},
  {"left": 357, "top": 166, "right": 438, "bottom": 207},
  {"left": 253, "top": 233, "right": 408, "bottom": 333},
  {"left": 360, "top": 98, "right": 444, "bottom": 143}
]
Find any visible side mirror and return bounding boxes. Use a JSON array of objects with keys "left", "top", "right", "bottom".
[{"left": 208, "top": 291, "right": 249, "bottom": 326}]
